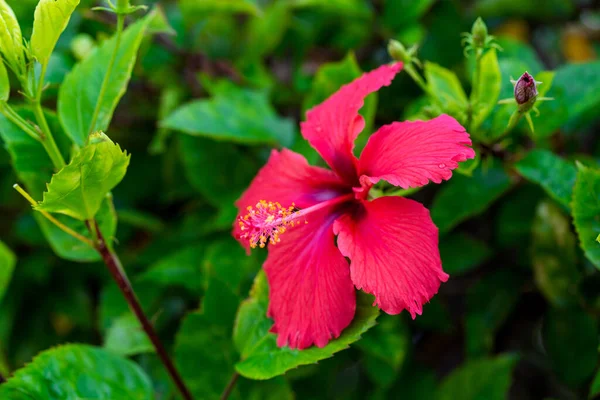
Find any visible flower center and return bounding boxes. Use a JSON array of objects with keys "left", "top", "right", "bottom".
[{"left": 238, "top": 194, "right": 354, "bottom": 249}]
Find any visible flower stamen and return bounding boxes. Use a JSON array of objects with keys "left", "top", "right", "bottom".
[{"left": 238, "top": 200, "right": 304, "bottom": 249}]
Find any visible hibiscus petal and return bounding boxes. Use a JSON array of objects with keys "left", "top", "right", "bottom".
[
  {"left": 334, "top": 196, "right": 448, "bottom": 318},
  {"left": 233, "top": 149, "right": 349, "bottom": 251},
  {"left": 358, "top": 114, "right": 475, "bottom": 189},
  {"left": 265, "top": 207, "right": 355, "bottom": 349},
  {"left": 301, "top": 62, "right": 403, "bottom": 184}
]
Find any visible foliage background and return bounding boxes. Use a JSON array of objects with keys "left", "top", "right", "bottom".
[{"left": 0, "top": 0, "right": 599, "bottom": 398}]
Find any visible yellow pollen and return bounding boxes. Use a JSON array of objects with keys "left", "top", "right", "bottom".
[{"left": 237, "top": 200, "right": 303, "bottom": 249}]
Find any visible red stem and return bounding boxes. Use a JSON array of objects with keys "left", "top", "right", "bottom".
[{"left": 93, "top": 223, "right": 193, "bottom": 400}]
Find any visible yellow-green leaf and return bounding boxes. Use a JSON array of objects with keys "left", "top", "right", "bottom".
[
  {"left": 470, "top": 49, "right": 501, "bottom": 131},
  {"left": 0, "top": 0, "right": 24, "bottom": 71},
  {"left": 36, "top": 132, "right": 130, "bottom": 221},
  {"left": 31, "top": 0, "right": 80, "bottom": 66},
  {"left": 0, "top": 59, "right": 8, "bottom": 101}
]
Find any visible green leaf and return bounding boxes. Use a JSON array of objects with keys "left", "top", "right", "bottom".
[
  {"left": 0, "top": 109, "right": 115, "bottom": 261},
  {"left": 382, "top": 0, "right": 434, "bottom": 32},
  {"left": 162, "top": 82, "right": 295, "bottom": 147},
  {"left": 58, "top": 10, "right": 157, "bottom": 146},
  {"left": 0, "top": 344, "right": 153, "bottom": 399},
  {"left": 466, "top": 270, "right": 522, "bottom": 358},
  {"left": 36, "top": 132, "right": 130, "bottom": 221},
  {"left": 543, "top": 307, "right": 598, "bottom": 386},
  {"left": 180, "top": 0, "right": 260, "bottom": 17},
  {"left": 233, "top": 271, "right": 379, "bottom": 380},
  {"left": 243, "top": 1, "right": 290, "bottom": 59},
  {"left": 0, "top": 240, "right": 15, "bottom": 305},
  {"left": 531, "top": 201, "right": 580, "bottom": 306},
  {"left": 424, "top": 61, "right": 468, "bottom": 119},
  {"left": 437, "top": 354, "right": 518, "bottom": 400},
  {"left": 535, "top": 61, "right": 600, "bottom": 136},
  {"left": 0, "top": 59, "right": 8, "bottom": 101},
  {"left": 356, "top": 314, "right": 409, "bottom": 388},
  {"left": 590, "top": 369, "right": 600, "bottom": 399},
  {"left": 178, "top": 134, "right": 257, "bottom": 209},
  {"left": 175, "top": 275, "right": 242, "bottom": 400},
  {"left": 104, "top": 314, "right": 153, "bottom": 357},
  {"left": 30, "top": 0, "right": 80, "bottom": 67},
  {"left": 572, "top": 166, "right": 600, "bottom": 269},
  {"left": 515, "top": 150, "right": 576, "bottom": 210},
  {"left": 431, "top": 159, "right": 512, "bottom": 233},
  {"left": 138, "top": 243, "right": 205, "bottom": 294},
  {"left": 476, "top": 0, "right": 574, "bottom": 19},
  {"left": 0, "top": 0, "right": 24, "bottom": 71},
  {"left": 440, "top": 233, "right": 492, "bottom": 275},
  {"left": 470, "top": 49, "right": 501, "bottom": 131}
]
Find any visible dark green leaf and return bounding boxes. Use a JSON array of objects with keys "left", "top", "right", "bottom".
[
  {"left": 58, "top": 10, "right": 158, "bottom": 146},
  {"left": 466, "top": 270, "right": 522, "bottom": 358},
  {"left": 0, "top": 344, "right": 153, "bottom": 399},
  {"left": 31, "top": 0, "right": 80, "bottom": 67},
  {"left": 162, "top": 82, "right": 295, "bottom": 147},
  {"left": 437, "top": 354, "right": 518, "bottom": 400},
  {"left": 431, "top": 159, "right": 512, "bottom": 233},
  {"left": 572, "top": 165, "right": 600, "bottom": 269},
  {"left": 178, "top": 134, "right": 257, "bottom": 210},
  {"left": 138, "top": 243, "right": 205, "bottom": 294},
  {"left": 543, "top": 307, "right": 598, "bottom": 386},
  {"left": 532, "top": 201, "right": 580, "bottom": 306},
  {"left": 0, "top": 240, "right": 15, "bottom": 304},
  {"left": 243, "top": 2, "right": 291, "bottom": 59},
  {"left": 233, "top": 271, "right": 379, "bottom": 380},
  {"left": 440, "top": 233, "right": 492, "bottom": 275},
  {"left": 515, "top": 150, "right": 576, "bottom": 210},
  {"left": 203, "top": 237, "right": 262, "bottom": 293},
  {"left": 476, "top": 0, "right": 574, "bottom": 19}
]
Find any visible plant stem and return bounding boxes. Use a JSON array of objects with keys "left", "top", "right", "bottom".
[
  {"left": 88, "top": 14, "right": 125, "bottom": 138},
  {"left": 220, "top": 372, "right": 239, "bottom": 400},
  {"left": 93, "top": 222, "right": 194, "bottom": 400},
  {"left": 31, "top": 101, "right": 65, "bottom": 170},
  {"left": 0, "top": 103, "right": 42, "bottom": 142},
  {"left": 405, "top": 64, "right": 434, "bottom": 97},
  {"left": 13, "top": 184, "right": 95, "bottom": 248}
]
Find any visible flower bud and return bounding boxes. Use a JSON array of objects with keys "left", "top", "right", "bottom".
[
  {"left": 514, "top": 71, "right": 538, "bottom": 105},
  {"left": 471, "top": 17, "right": 488, "bottom": 48},
  {"left": 388, "top": 40, "right": 410, "bottom": 63}
]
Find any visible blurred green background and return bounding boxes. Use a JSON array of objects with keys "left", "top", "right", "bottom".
[{"left": 1, "top": 0, "right": 600, "bottom": 399}]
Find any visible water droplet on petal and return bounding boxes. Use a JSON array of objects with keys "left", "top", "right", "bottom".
[{"left": 438, "top": 163, "right": 446, "bottom": 169}]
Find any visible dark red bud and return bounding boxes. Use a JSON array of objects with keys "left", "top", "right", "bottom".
[{"left": 514, "top": 72, "right": 538, "bottom": 105}]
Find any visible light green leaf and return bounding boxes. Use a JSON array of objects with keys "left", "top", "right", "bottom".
[
  {"left": 243, "top": 1, "right": 290, "bottom": 59},
  {"left": 36, "top": 132, "right": 130, "bottom": 221},
  {"left": 0, "top": 0, "right": 24, "bottom": 71},
  {"left": 431, "top": 159, "right": 512, "bottom": 233},
  {"left": 572, "top": 166, "right": 600, "bottom": 269},
  {"left": 424, "top": 61, "right": 468, "bottom": 120},
  {"left": 162, "top": 82, "right": 295, "bottom": 147},
  {"left": 466, "top": 270, "right": 521, "bottom": 358},
  {"left": 543, "top": 307, "right": 598, "bottom": 386},
  {"left": 104, "top": 314, "right": 153, "bottom": 357},
  {"left": 437, "top": 354, "right": 518, "bottom": 400},
  {"left": 470, "top": 49, "right": 501, "bottom": 131},
  {"left": 0, "top": 240, "right": 15, "bottom": 305},
  {"left": 515, "top": 149, "right": 576, "bottom": 210},
  {"left": 233, "top": 271, "right": 379, "bottom": 380},
  {"left": 0, "top": 344, "right": 153, "bottom": 399},
  {"left": 531, "top": 201, "right": 580, "bottom": 306},
  {"left": 0, "top": 60, "right": 8, "bottom": 101},
  {"left": 440, "top": 233, "right": 492, "bottom": 275},
  {"left": 0, "top": 109, "right": 115, "bottom": 261},
  {"left": 31, "top": 0, "right": 80, "bottom": 66},
  {"left": 180, "top": 0, "right": 260, "bottom": 17},
  {"left": 58, "top": 10, "right": 157, "bottom": 146}
]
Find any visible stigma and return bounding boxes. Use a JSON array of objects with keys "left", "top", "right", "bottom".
[{"left": 238, "top": 200, "right": 305, "bottom": 249}]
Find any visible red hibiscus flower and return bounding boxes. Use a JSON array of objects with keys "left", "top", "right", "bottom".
[{"left": 233, "top": 62, "right": 475, "bottom": 349}]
